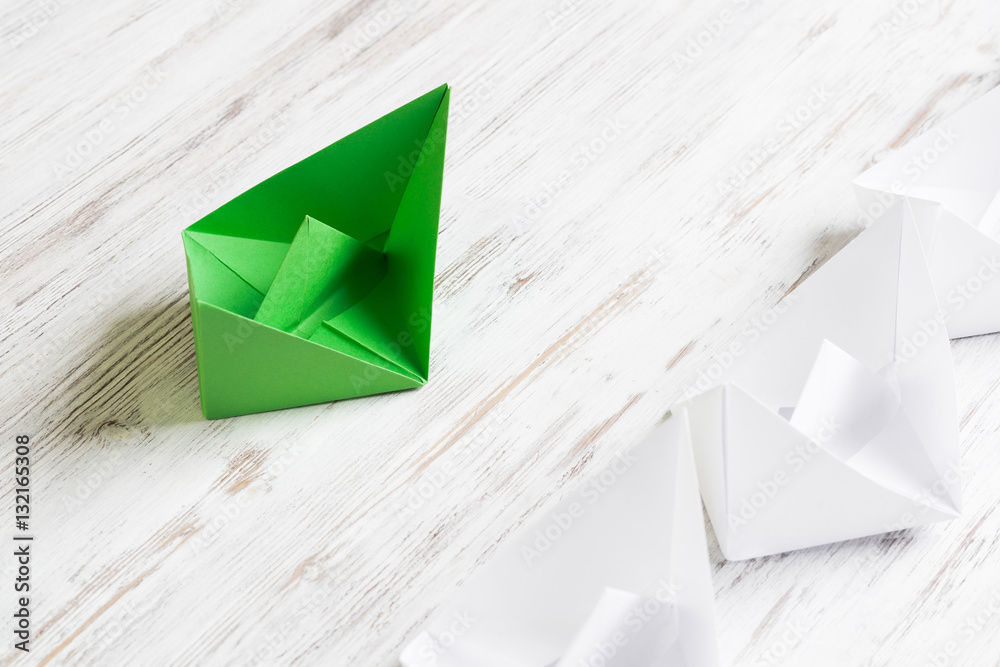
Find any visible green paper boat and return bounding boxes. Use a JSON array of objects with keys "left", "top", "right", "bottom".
[{"left": 182, "top": 84, "right": 450, "bottom": 418}]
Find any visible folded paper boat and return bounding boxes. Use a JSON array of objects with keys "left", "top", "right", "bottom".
[
  {"left": 400, "top": 413, "right": 720, "bottom": 667},
  {"left": 678, "top": 199, "right": 961, "bottom": 560},
  {"left": 181, "top": 85, "right": 449, "bottom": 418},
  {"left": 854, "top": 85, "right": 1000, "bottom": 338}
]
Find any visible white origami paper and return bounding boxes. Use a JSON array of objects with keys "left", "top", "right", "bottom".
[
  {"left": 400, "top": 414, "right": 720, "bottom": 667},
  {"left": 854, "top": 85, "right": 1000, "bottom": 338},
  {"left": 679, "top": 200, "right": 961, "bottom": 561}
]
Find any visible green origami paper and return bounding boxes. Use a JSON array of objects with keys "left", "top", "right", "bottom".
[{"left": 182, "top": 84, "right": 450, "bottom": 419}]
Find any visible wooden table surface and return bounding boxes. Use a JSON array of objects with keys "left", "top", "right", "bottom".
[{"left": 2, "top": 0, "right": 999, "bottom": 665}]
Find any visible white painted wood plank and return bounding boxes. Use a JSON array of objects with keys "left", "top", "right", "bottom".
[{"left": 0, "top": 0, "right": 997, "bottom": 665}]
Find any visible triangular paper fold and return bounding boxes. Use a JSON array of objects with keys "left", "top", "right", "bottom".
[
  {"left": 554, "top": 587, "right": 680, "bottom": 667},
  {"left": 252, "top": 216, "right": 388, "bottom": 338},
  {"left": 181, "top": 85, "right": 449, "bottom": 418},
  {"left": 400, "top": 413, "right": 720, "bottom": 666},
  {"left": 854, "top": 84, "right": 1000, "bottom": 337},
  {"left": 680, "top": 200, "right": 961, "bottom": 560}
]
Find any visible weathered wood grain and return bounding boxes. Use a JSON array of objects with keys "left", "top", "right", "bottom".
[{"left": 0, "top": 0, "right": 998, "bottom": 665}]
